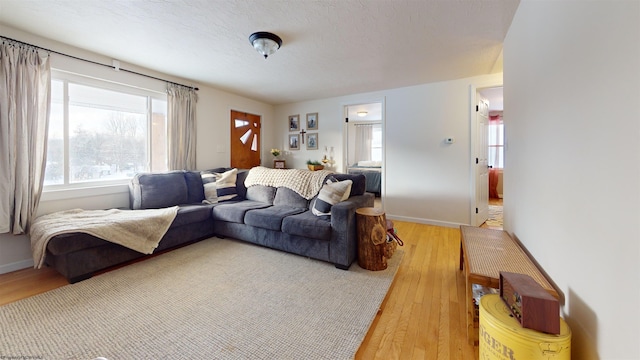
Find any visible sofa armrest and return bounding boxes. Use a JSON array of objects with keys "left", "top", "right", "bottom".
[
  {"left": 328, "top": 193, "right": 374, "bottom": 268},
  {"left": 330, "top": 193, "right": 375, "bottom": 232}
]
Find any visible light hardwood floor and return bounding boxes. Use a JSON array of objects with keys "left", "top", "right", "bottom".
[
  {"left": 355, "top": 222, "right": 477, "bottom": 359},
  {"left": 0, "top": 222, "right": 478, "bottom": 359}
]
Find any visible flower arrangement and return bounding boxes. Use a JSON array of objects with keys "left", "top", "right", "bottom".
[{"left": 270, "top": 148, "right": 281, "bottom": 157}]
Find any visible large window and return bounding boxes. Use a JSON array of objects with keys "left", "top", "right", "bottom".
[{"left": 45, "top": 73, "right": 167, "bottom": 187}]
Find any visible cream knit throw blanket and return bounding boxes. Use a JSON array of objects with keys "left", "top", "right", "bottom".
[
  {"left": 30, "top": 206, "right": 178, "bottom": 269},
  {"left": 244, "top": 166, "right": 334, "bottom": 200}
]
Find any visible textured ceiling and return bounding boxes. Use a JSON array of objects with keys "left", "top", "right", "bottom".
[{"left": 0, "top": 0, "right": 519, "bottom": 105}]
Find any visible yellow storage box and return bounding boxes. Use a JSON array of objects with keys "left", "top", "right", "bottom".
[{"left": 479, "top": 294, "right": 571, "bottom": 360}]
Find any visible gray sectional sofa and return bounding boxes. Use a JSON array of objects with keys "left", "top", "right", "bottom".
[{"left": 43, "top": 167, "right": 373, "bottom": 283}]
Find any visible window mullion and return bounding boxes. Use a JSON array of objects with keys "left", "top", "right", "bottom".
[
  {"left": 63, "top": 80, "right": 70, "bottom": 185},
  {"left": 146, "top": 96, "right": 152, "bottom": 171}
]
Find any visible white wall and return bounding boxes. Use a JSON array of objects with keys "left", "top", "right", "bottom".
[
  {"left": 275, "top": 73, "right": 502, "bottom": 227},
  {"left": 504, "top": 1, "right": 640, "bottom": 358},
  {"left": 0, "top": 26, "right": 273, "bottom": 274},
  {"left": 194, "top": 85, "right": 275, "bottom": 171}
]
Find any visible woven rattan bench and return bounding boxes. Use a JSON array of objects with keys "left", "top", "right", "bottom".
[{"left": 458, "top": 225, "right": 559, "bottom": 345}]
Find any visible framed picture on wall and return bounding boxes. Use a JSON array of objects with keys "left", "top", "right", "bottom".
[
  {"left": 289, "top": 134, "right": 300, "bottom": 150},
  {"left": 306, "top": 112, "right": 318, "bottom": 130},
  {"left": 306, "top": 133, "right": 318, "bottom": 150},
  {"left": 289, "top": 115, "right": 299, "bottom": 131}
]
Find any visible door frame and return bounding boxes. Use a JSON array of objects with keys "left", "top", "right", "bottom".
[
  {"left": 341, "top": 97, "right": 386, "bottom": 208},
  {"left": 469, "top": 82, "right": 502, "bottom": 226}
]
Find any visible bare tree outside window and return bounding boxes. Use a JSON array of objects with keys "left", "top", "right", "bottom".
[{"left": 44, "top": 76, "right": 167, "bottom": 186}]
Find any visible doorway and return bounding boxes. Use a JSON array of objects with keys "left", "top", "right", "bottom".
[
  {"left": 343, "top": 101, "right": 384, "bottom": 209},
  {"left": 479, "top": 87, "right": 504, "bottom": 229},
  {"left": 230, "top": 110, "right": 261, "bottom": 169}
]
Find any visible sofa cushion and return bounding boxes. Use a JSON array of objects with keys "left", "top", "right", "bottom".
[
  {"left": 235, "top": 170, "right": 249, "bottom": 200},
  {"left": 281, "top": 211, "right": 332, "bottom": 240},
  {"left": 46, "top": 233, "right": 110, "bottom": 255},
  {"left": 244, "top": 206, "right": 307, "bottom": 231},
  {"left": 183, "top": 171, "right": 206, "bottom": 203},
  {"left": 245, "top": 185, "right": 276, "bottom": 204},
  {"left": 273, "top": 187, "right": 309, "bottom": 209},
  {"left": 171, "top": 204, "right": 214, "bottom": 227},
  {"left": 312, "top": 180, "right": 353, "bottom": 216},
  {"left": 212, "top": 200, "right": 270, "bottom": 224},
  {"left": 130, "top": 171, "right": 188, "bottom": 209}
]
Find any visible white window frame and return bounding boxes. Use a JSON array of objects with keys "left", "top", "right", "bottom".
[{"left": 44, "top": 69, "right": 167, "bottom": 193}]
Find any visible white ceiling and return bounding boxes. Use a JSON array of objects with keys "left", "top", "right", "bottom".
[{"left": 0, "top": 0, "right": 519, "bottom": 105}]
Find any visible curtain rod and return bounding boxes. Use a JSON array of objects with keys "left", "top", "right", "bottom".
[{"left": 1, "top": 35, "right": 199, "bottom": 91}]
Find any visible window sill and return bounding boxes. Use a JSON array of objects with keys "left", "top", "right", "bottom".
[{"left": 41, "top": 183, "right": 129, "bottom": 202}]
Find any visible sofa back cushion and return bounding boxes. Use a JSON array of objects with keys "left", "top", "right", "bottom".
[
  {"left": 273, "top": 187, "right": 309, "bottom": 209},
  {"left": 235, "top": 169, "right": 249, "bottom": 199},
  {"left": 130, "top": 171, "right": 188, "bottom": 209},
  {"left": 183, "top": 171, "right": 206, "bottom": 203},
  {"left": 245, "top": 185, "right": 276, "bottom": 204},
  {"left": 329, "top": 173, "right": 366, "bottom": 197}
]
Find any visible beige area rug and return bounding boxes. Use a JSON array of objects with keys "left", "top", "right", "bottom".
[
  {"left": 0, "top": 238, "right": 403, "bottom": 360},
  {"left": 486, "top": 205, "right": 504, "bottom": 228}
]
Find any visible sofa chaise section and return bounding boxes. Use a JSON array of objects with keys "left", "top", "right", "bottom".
[{"left": 43, "top": 170, "right": 220, "bottom": 283}]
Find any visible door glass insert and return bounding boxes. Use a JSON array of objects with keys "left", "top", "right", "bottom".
[
  {"left": 240, "top": 129, "right": 252, "bottom": 144},
  {"left": 251, "top": 134, "right": 258, "bottom": 151},
  {"left": 235, "top": 119, "right": 249, "bottom": 128}
]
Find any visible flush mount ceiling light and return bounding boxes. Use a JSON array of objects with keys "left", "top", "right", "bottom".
[
  {"left": 249, "top": 32, "right": 282, "bottom": 59},
  {"left": 357, "top": 111, "right": 368, "bottom": 117}
]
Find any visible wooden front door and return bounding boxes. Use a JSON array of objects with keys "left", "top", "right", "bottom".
[{"left": 230, "top": 110, "right": 261, "bottom": 169}]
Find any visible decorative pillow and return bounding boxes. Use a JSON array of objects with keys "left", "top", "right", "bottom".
[
  {"left": 215, "top": 168, "right": 238, "bottom": 202},
  {"left": 201, "top": 172, "right": 218, "bottom": 204},
  {"left": 312, "top": 179, "right": 353, "bottom": 216},
  {"left": 325, "top": 176, "right": 352, "bottom": 201}
]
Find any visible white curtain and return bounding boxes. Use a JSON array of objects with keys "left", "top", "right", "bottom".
[
  {"left": 167, "top": 84, "right": 197, "bottom": 170},
  {"left": 354, "top": 124, "right": 373, "bottom": 163},
  {"left": 0, "top": 41, "right": 51, "bottom": 234}
]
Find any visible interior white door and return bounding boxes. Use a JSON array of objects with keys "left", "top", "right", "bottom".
[{"left": 475, "top": 97, "right": 489, "bottom": 225}]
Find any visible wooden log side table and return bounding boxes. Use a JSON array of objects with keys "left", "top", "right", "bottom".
[
  {"left": 459, "top": 225, "right": 559, "bottom": 345},
  {"left": 356, "top": 207, "right": 389, "bottom": 271}
]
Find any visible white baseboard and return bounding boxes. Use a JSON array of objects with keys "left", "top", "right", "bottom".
[
  {"left": 0, "top": 259, "right": 34, "bottom": 275},
  {"left": 386, "top": 214, "right": 465, "bottom": 229}
]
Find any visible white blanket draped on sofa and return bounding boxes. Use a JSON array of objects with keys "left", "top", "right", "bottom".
[
  {"left": 244, "top": 167, "right": 333, "bottom": 199},
  {"left": 30, "top": 206, "right": 178, "bottom": 268}
]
